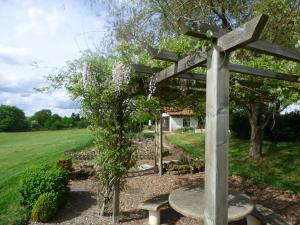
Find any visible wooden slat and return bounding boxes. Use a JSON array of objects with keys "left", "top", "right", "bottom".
[
  {"left": 178, "top": 17, "right": 300, "bottom": 62},
  {"left": 217, "top": 14, "right": 268, "bottom": 52},
  {"left": 228, "top": 64, "right": 300, "bottom": 83}
]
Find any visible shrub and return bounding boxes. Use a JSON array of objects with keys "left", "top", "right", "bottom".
[
  {"left": 140, "top": 132, "right": 155, "bottom": 139},
  {"left": 265, "top": 111, "right": 300, "bottom": 142},
  {"left": 56, "top": 158, "right": 73, "bottom": 173},
  {"left": 19, "top": 165, "right": 69, "bottom": 208},
  {"left": 31, "top": 192, "right": 58, "bottom": 222},
  {"left": 230, "top": 111, "right": 251, "bottom": 139},
  {"left": 176, "top": 127, "right": 195, "bottom": 133}
]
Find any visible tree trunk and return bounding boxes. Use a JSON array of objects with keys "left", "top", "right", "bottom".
[
  {"left": 249, "top": 117, "right": 264, "bottom": 158},
  {"left": 112, "top": 183, "right": 120, "bottom": 224},
  {"left": 248, "top": 103, "right": 270, "bottom": 159}
]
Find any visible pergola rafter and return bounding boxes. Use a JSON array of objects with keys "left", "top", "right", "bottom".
[
  {"left": 146, "top": 49, "right": 300, "bottom": 83},
  {"left": 131, "top": 14, "right": 300, "bottom": 225},
  {"left": 178, "top": 17, "right": 300, "bottom": 62}
]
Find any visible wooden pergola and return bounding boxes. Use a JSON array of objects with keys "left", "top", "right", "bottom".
[{"left": 131, "top": 14, "right": 300, "bottom": 225}]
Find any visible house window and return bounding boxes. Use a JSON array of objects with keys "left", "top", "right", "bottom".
[{"left": 183, "top": 118, "right": 190, "bottom": 127}]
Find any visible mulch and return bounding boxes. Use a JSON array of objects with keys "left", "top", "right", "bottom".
[{"left": 30, "top": 137, "right": 299, "bottom": 225}]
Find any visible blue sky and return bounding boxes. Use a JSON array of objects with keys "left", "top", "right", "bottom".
[{"left": 0, "top": 0, "right": 108, "bottom": 116}]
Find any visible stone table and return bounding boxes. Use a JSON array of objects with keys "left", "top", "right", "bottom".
[{"left": 169, "top": 187, "right": 255, "bottom": 223}]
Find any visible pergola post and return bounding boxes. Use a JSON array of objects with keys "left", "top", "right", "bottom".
[
  {"left": 158, "top": 115, "right": 163, "bottom": 176},
  {"left": 112, "top": 183, "right": 120, "bottom": 224},
  {"left": 204, "top": 47, "right": 229, "bottom": 225},
  {"left": 154, "top": 117, "right": 158, "bottom": 173}
]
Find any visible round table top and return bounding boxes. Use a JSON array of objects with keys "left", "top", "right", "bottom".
[{"left": 169, "top": 187, "right": 254, "bottom": 222}]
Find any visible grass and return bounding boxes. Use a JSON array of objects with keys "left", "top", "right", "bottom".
[
  {"left": 166, "top": 133, "right": 300, "bottom": 193},
  {"left": 0, "top": 129, "right": 94, "bottom": 225}
]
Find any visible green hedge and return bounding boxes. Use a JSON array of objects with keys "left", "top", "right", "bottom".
[
  {"left": 19, "top": 165, "right": 69, "bottom": 209},
  {"left": 31, "top": 192, "right": 58, "bottom": 222}
]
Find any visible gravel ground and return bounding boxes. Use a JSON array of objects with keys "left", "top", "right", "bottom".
[{"left": 30, "top": 138, "right": 299, "bottom": 225}]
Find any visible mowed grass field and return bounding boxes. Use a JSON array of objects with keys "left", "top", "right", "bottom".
[
  {"left": 0, "top": 129, "right": 93, "bottom": 225},
  {"left": 166, "top": 133, "right": 300, "bottom": 193}
]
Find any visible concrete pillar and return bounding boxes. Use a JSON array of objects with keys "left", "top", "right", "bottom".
[
  {"left": 204, "top": 47, "right": 229, "bottom": 225},
  {"left": 149, "top": 210, "right": 160, "bottom": 225}
]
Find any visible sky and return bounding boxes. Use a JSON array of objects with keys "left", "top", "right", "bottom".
[{"left": 0, "top": 0, "right": 108, "bottom": 116}]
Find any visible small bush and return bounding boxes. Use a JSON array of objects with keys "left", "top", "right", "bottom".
[
  {"left": 176, "top": 127, "right": 195, "bottom": 133},
  {"left": 19, "top": 165, "right": 69, "bottom": 208},
  {"left": 31, "top": 192, "right": 58, "bottom": 222},
  {"left": 56, "top": 158, "right": 73, "bottom": 173},
  {"left": 140, "top": 132, "right": 155, "bottom": 139}
]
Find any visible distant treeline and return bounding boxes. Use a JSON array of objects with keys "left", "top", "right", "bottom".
[{"left": 0, "top": 105, "right": 89, "bottom": 132}]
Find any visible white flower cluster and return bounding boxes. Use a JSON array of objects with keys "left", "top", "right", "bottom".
[
  {"left": 82, "top": 63, "right": 96, "bottom": 89},
  {"left": 148, "top": 76, "right": 157, "bottom": 99},
  {"left": 131, "top": 54, "right": 139, "bottom": 64},
  {"left": 112, "top": 61, "right": 131, "bottom": 90},
  {"left": 295, "top": 40, "right": 300, "bottom": 49}
]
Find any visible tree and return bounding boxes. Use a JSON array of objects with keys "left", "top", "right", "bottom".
[
  {"left": 31, "top": 109, "right": 52, "bottom": 129},
  {"left": 0, "top": 105, "right": 28, "bottom": 132},
  {"left": 45, "top": 53, "right": 138, "bottom": 220},
  {"left": 101, "top": 0, "right": 300, "bottom": 158}
]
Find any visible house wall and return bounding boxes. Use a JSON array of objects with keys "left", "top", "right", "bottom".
[
  {"left": 169, "top": 116, "right": 198, "bottom": 132},
  {"left": 190, "top": 118, "right": 198, "bottom": 128},
  {"left": 170, "top": 117, "right": 182, "bottom": 131}
]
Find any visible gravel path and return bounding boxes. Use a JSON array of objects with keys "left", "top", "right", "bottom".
[{"left": 30, "top": 138, "right": 299, "bottom": 225}]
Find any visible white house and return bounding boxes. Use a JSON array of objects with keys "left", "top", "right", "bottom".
[{"left": 162, "top": 109, "right": 199, "bottom": 132}]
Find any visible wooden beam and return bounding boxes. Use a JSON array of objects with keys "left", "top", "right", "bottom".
[
  {"left": 133, "top": 64, "right": 261, "bottom": 88},
  {"left": 178, "top": 17, "right": 300, "bottom": 62},
  {"left": 148, "top": 47, "right": 178, "bottom": 62},
  {"left": 133, "top": 64, "right": 160, "bottom": 74},
  {"left": 133, "top": 63, "right": 207, "bottom": 81},
  {"left": 217, "top": 14, "right": 268, "bottom": 52},
  {"left": 141, "top": 47, "right": 300, "bottom": 83},
  {"left": 246, "top": 40, "right": 300, "bottom": 63},
  {"left": 228, "top": 64, "right": 300, "bottom": 83},
  {"left": 150, "top": 51, "right": 207, "bottom": 83},
  {"left": 161, "top": 79, "right": 206, "bottom": 89}
]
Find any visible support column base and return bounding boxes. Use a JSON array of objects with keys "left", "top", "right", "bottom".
[{"left": 149, "top": 210, "right": 160, "bottom": 225}]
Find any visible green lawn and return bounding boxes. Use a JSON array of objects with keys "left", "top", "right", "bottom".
[
  {"left": 166, "top": 133, "right": 300, "bottom": 193},
  {"left": 0, "top": 129, "right": 93, "bottom": 225}
]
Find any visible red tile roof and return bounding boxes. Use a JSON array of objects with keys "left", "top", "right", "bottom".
[{"left": 166, "top": 108, "right": 194, "bottom": 116}]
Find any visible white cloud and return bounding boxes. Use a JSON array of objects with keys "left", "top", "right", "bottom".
[
  {"left": 0, "top": 0, "right": 108, "bottom": 116},
  {"left": 0, "top": 44, "right": 29, "bottom": 56}
]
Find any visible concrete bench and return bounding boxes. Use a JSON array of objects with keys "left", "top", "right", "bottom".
[
  {"left": 138, "top": 194, "right": 169, "bottom": 225},
  {"left": 247, "top": 204, "right": 291, "bottom": 225}
]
